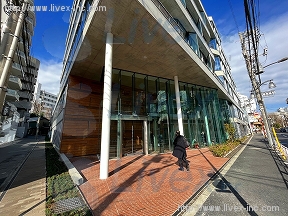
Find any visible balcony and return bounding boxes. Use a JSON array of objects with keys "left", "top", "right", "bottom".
[
  {"left": 13, "top": 50, "right": 27, "bottom": 65},
  {"left": 6, "top": 89, "right": 20, "bottom": 102},
  {"left": 24, "top": 16, "right": 35, "bottom": 32},
  {"left": 8, "top": 76, "right": 22, "bottom": 90},
  {"left": 12, "top": 100, "right": 32, "bottom": 111},
  {"left": 11, "top": 62, "right": 23, "bottom": 77},
  {"left": 18, "top": 91, "right": 31, "bottom": 100},
  {"left": 18, "top": 38, "right": 30, "bottom": 52}
]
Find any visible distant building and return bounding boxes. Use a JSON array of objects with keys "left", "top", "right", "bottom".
[
  {"left": 237, "top": 93, "right": 260, "bottom": 132},
  {"left": 32, "top": 82, "right": 57, "bottom": 119},
  {"left": 278, "top": 107, "right": 288, "bottom": 113}
]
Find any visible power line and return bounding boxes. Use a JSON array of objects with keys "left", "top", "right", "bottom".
[{"left": 227, "top": 0, "right": 240, "bottom": 33}]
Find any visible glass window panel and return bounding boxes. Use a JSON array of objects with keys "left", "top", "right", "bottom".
[
  {"left": 147, "top": 76, "right": 158, "bottom": 115},
  {"left": 215, "top": 56, "right": 221, "bottom": 71},
  {"left": 133, "top": 74, "right": 146, "bottom": 116},
  {"left": 111, "top": 69, "right": 121, "bottom": 115},
  {"left": 120, "top": 71, "right": 133, "bottom": 115}
]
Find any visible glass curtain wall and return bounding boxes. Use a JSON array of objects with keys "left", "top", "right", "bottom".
[
  {"left": 181, "top": 84, "right": 226, "bottom": 146},
  {"left": 110, "top": 69, "right": 227, "bottom": 158}
]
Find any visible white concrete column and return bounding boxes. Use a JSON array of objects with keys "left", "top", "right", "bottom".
[
  {"left": 100, "top": 33, "right": 113, "bottom": 179},
  {"left": 174, "top": 76, "right": 184, "bottom": 135},
  {"left": 143, "top": 120, "right": 148, "bottom": 155}
]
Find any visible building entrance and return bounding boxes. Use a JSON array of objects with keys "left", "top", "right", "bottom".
[
  {"left": 122, "top": 120, "right": 143, "bottom": 156},
  {"left": 110, "top": 119, "right": 145, "bottom": 158}
]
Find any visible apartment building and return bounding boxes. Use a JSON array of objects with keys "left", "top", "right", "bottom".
[
  {"left": 32, "top": 82, "right": 57, "bottom": 119},
  {"left": 51, "top": 0, "right": 249, "bottom": 165},
  {"left": 0, "top": 0, "right": 39, "bottom": 140}
]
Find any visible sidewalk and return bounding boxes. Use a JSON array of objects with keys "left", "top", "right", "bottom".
[
  {"left": 0, "top": 137, "right": 46, "bottom": 216},
  {"left": 0, "top": 135, "right": 232, "bottom": 216},
  {"left": 70, "top": 146, "right": 231, "bottom": 215},
  {"left": 183, "top": 133, "right": 288, "bottom": 215}
]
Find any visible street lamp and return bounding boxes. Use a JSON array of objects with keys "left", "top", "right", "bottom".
[
  {"left": 252, "top": 57, "right": 288, "bottom": 148},
  {"left": 263, "top": 57, "right": 288, "bottom": 68},
  {"left": 256, "top": 57, "right": 288, "bottom": 75},
  {"left": 250, "top": 79, "right": 276, "bottom": 99}
]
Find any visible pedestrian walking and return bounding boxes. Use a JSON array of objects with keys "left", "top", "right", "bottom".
[{"left": 172, "top": 130, "right": 190, "bottom": 171}]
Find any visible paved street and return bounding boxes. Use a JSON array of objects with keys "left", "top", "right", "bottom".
[
  {"left": 0, "top": 136, "right": 36, "bottom": 198},
  {"left": 182, "top": 133, "right": 288, "bottom": 216},
  {"left": 0, "top": 133, "right": 287, "bottom": 215},
  {"left": 277, "top": 133, "right": 288, "bottom": 148},
  {"left": 0, "top": 136, "right": 46, "bottom": 215}
]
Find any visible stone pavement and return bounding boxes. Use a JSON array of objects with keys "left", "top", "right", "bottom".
[
  {"left": 0, "top": 137, "right": 46, "bottom": 216},
  {"left": 71, "top": 147, "right": 230, "bottom": 215}
]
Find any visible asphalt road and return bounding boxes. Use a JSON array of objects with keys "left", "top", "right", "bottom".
[
  {"left": 0, "top": 136, "right": 39, "bottom": 201},
  {"left": 183, "top": 133, "right": 288, "bottom": 216},
  {"left": 277, "top": 132, "right": 288, "bottom": 148}
]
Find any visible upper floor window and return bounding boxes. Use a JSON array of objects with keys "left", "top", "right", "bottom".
[
  {"left": 180, "top": 0, "right": 186, "bottom": 8},
  {"left": 209, "top": 38, "right": 217, "bottom": 50},
  {"left": 214, "top": 56, "right": 221, "bottom": 71}
]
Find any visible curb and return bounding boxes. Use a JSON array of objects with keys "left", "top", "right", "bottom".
[{"left": 59, "top": 153, "right": 84, "bottom": 186}]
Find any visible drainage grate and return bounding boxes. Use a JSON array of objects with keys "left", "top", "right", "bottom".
[{"left": 53, "top": 197, "right": 85, "bottom": 214}]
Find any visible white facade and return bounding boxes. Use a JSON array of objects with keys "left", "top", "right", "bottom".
[
  {"left": 238, "top": 93, "right": 257, "bottom": 114},
  {"left": 32, "top": 83, "right": 57, "bottom": 119},
  {"left": 40, "top": 90, "right": 57, "bottom": 110}
]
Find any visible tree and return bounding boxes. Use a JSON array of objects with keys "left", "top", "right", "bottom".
[
  {"left": 224, "top": 123, "right": 236, "bottom": 141},
  {"left": 31, "top": 100, "right": 44, "bottom": 117},
  {"left": 268, "top": 113, "right": 283, "bottom": 129}
]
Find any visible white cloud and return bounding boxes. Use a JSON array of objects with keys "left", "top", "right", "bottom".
[
  {"left": 37, "top": 60, "right": 62, "bottom": 95},
  {"left": 222, "top": 12, "right": 288, "bottom": 112}
]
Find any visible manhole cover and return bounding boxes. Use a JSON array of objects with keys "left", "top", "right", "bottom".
[{"left": 53, "top": 197, "right": 85, "bottom": 214}]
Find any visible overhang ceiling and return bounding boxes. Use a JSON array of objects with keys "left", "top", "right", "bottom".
[{"left": 69, "top": 0, "right": 230, "bottom": 100}]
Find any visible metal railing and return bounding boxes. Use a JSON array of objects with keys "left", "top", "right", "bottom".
[
  {"left": 150, "top": 0, "right": 225, "bottom": 88},
  {"left": 7, "top": 89, "right": 20, "bottom": 101}
]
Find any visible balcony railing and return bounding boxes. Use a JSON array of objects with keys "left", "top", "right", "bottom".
[
  {"left": 151, "top": 0, "right": 225, "bottom": 89},
  {"left": 9, "top": 76, "right": 23, "bottom": 89},
  {"left": 6, "top": 89, "right": 20, "bottom": 101}
]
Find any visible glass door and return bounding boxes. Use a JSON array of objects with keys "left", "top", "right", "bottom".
[{"left": 122, "top": 121, "right": 143, "bottom": 156}]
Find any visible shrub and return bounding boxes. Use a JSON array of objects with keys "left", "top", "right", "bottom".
[
  {"left": 209, "top": 138, "right": 244, "bottom": 157},
  {"left": 224, "top": 123, "right": 236, "bottom": 141}
]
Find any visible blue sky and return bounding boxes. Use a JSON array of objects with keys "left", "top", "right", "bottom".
[{"left": 31, "top": 0, "right": 288, "bottom": 112}]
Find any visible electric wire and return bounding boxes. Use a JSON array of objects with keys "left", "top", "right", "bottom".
[{"left": 227, "top": 0, "right": 240, "bottom": 33}]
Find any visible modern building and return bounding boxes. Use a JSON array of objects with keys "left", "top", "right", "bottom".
[
  {"left": 238, "top": 93, "right": 257, "bottom": 132},
  {"left": 51, "top": 0, "right": 248, "bottom": 170},
  {"left": 32, "top": 82, "right": 57, "bottom": 119},
  {"left": 0, "top": 0, "right": 39, "bottom": 140},
  {"left": 39, "top": 90, "right": 57, "bottom": 111}
]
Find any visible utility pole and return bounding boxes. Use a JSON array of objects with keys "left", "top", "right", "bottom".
[
  {"left": 239, "top": 30, "right": 274, "bottom": 148},
  {"left": 0, "top": 0, "right": 31, "bottom": 114}
]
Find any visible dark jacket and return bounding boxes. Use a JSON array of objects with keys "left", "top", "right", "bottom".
[{"left": 172, "top": 135, "right": 188, "bottom": 159}]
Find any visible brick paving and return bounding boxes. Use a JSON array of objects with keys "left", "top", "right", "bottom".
[{"left": 71, "top": 148, "right": 228, "bottom": 215}]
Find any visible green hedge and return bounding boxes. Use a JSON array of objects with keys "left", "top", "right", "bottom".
[
  {"left": 209, "top": 138, "right": 245, "bottom": 157},
  {"left": 45, "top": 142, "right": 92, "bottom": 216}
]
